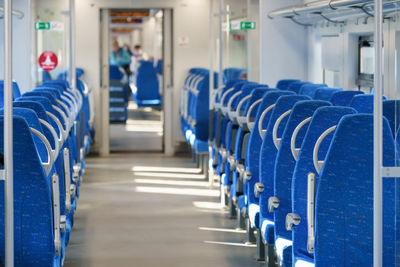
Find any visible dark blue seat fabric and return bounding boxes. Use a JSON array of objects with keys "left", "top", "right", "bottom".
[
  {"left": 287, "top": 82, "right": 312, "bottom": 94},
  {"left": 272, "top": 101, "right": 331, "bottom": 266},
  {"left": 0, "top": 115, "right": 61, "bottom": 267},
  {"left": 223, "top": 68, "right": 246, "bottom": 82},
  {"left": 349, "top": 94, "right": 387, "bottom": 113},
  {"left": 258, "top": 95, "right": 310, "bottom": 247},
  {"left": 313, "top": 87, "right": 342, "bottom": 101},
  {"left": 276, "top": 79, "right": 300, "bottom": 91},
  {"left": 299, "top": 84, "right": 327, "bottom": 98},
  {"left": 133, "top": 61, "right": 161, "bottom": 107},
  {"left": 0, "top": 81, "right": 21, "bottom": 107},
  {"left": 109, "top": 65, "right": 124, "bottom": 80},
  {"left": 246, "top": 91, "right": 295, "bottom": 229},
  {"left": 156, "top": 59, "right": 163, "bottom": 75},
  {"left": 291, "top": 106, "right": 357, "bottom": 266},
  {"left": 383, "top": 100, "right": 400, "bottom": 138},
  {"left": 330, "top": 90, "right": 364, "bottom": 106},
  {"left": 314, "top": 114, "right": 399, "bottom": 267}
]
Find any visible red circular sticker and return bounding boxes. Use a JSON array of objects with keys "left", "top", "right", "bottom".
[{"left": 38, "top": 50, "right": 58, "bottom": 71}]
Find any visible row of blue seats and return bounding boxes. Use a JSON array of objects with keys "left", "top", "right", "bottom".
[
  {"left": 179, "top": 74, "right": 399, "bottom": 266},
  {"left": 0, "top": 75, "right": 92, "bottom": 266}
]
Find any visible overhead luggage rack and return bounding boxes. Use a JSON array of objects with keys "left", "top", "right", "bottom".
[{"left": 268, "top": 0, "right": 400, "bottom": 26}]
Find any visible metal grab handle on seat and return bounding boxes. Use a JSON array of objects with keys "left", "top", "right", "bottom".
[
  {"left": 51, "top": 174, "right": 61, "bottom": 255},
  {"left": 246, "top": 99, "right": 263, "bottom": 131},
  {"left": 39, "top": 119, "right": 61, "bottom": 158},
  {"left": 30, "top": 127, "right": 54, "bottom": 177},
  {"left": 46, "top": 111, "right": 67, "bottom": 141},
  {"left": 235, "top": 95, "right": 252, "bottom": 119},
  {"left": 254, "top": 182, "right": 264, "bottom": 198},
  {"left": 313, "top": 125, "right": 337, "bottom": 174},
  {"left": 52, "top": 105, "right": 70, "bottom": 132},
  {"left": 307, "top": 172, "right": 316, "bottom": 253},
  {"left": 57, "top": 98, "right": 75, "bottom": 123},
  {"left": 226, "top": 91, "right": 242, "bottom": 118},
  {"left": 220, "top": 88, "right": 235, "bottom": 114},
  {"left": 286, "top": 213, "right": 301, "bottom": 231},
  {"left": 268, "top": 196, "right": 280, "bottom": 212},
  {"left": 272, "top": 110, "right": 292, "bottom": 149},
  {"left": 258, "top": 104, "right": 275, "bottom": 139},
  {"left": 63, "top": 148, "right": 72, "bottom": 213},
  {"left": 290, "top": 117, "right": 312, "bottom": 160}
]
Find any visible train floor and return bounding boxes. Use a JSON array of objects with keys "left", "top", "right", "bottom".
[{"left": 64, "top": 152, "right": 262, "bottom": 267}]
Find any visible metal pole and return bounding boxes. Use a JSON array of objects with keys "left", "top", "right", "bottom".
[
  {"left": 209, "top": 0, "right": 214, "bottom": 103},
  {"left": 373, "top": 0, "right": 383, "bottom": 266},
  {"left": 69, "top": 0, "right": 76, "bottom": 89},
  {"left": 4, "top": 0, "right": 13, "bottom": 265},
  {"left": 218, "top": 0, "right": 223, "bottom": 88}
]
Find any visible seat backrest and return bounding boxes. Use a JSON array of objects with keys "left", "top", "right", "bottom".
[
  {"left": 136, "top": 61, "right": 160, "bottom": 101},
  {"left": 0, "top": 81, "right": 21, "bottom": 107},
  {"left": 245, "top": 90, "right": 296, "bottom": 206},
  {"left": 383, "top": 99, "right": 400, "bottom": 138},
  {"left": 299, "top": 84, "right": 328, "bottom": 98},
  {"left": 0, "top": 116, "right": 55, "bottom": 266},
  {"left": 291, "top": 106, "right": 357, "bottom": 264},
  {"left": 313, "top": 87, "right": 342, "bottom": 101},
  {"left": 109, "top": 64, "right": 124, "bottom": 80},
  {"left": 287, "top": 81, "right": 311, "bottom": 94},
  {"left": 350, "top": 94, "right": 373, "bottom": 113},
  {"left": 330, "top": 90, "right": 364, "bottom": 106},
  {"left": 315, "top": 114, "right": 399, "bottom": 267},
  {"left": 273, "top": 100, "right": 331, "bottom": 241},
  {"left": 276, "top": 79, "right": 300, "bottom": 90},
  {"left": 259, "top": 95, "right": 310, "bottom": 221}
]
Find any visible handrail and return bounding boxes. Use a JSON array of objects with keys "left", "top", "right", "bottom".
[
  {"left": 30, "top": 127, "right": 54, "bottom": 177},
  {"left": 0, "top": 6, "right": 24, "bottom": 19},
  {"left": 39, "top": 119, "right": 61, "bottom": 158},
  {"left": 272, "top": 110, "right": 292, "bottom": 149},
  {"left": 258, "top": 104, "right": 275, "bottom": 139},
  {"left": 246, "top": 99, "right": 263, "bottom": 131},
  {"left": 313, "top": 125, "right": 337, "bottom": 174},
  {"left": 291, "top": 117, "right": 312, "bottom": 160}
]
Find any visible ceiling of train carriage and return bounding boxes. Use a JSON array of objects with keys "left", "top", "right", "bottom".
[{"left": 110, "top": 9, "right": 162, "bottom": 34}]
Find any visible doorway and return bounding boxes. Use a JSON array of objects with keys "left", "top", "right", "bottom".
[{"left": 100, "top": 8, "right": 173, "bottom": 154}]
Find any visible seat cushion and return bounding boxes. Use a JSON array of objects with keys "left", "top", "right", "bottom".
[
  {"left": 193, "top": 139, "right": 208, "bottom": 153},
  {"left": 261, "top": 219, "right": 274, "bottom": 244},
  {"left": 248, "top": 203, "right": 260, "bottom": 228},
  {"left": 294, "top": 259, "right": 315, "bottom": 267},
  {"left": 275, "top": 238, "right": 292, "bottom": 267}
]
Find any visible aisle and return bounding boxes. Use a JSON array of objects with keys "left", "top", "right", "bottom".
[{"left": 64, "top": 153, "right": 262, "bottom": 267}]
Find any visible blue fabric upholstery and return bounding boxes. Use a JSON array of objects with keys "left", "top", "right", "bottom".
[
  {"left": 383, "top": 100, "right": 400, "bottom": 137},
  {"left": 0, "top": 81, "right": 21, "bottom": 107},
  {"left": 0, "top": 116, "right": 61, "bottom": 267},
  {"left": 291, "top": 106, "right": 357, "bottom": 266},
  {"left": 109, "top": 64, "right": 124, "bottom": 80},
  {"left": 298, "top": 84, "right": 327, "bottom": 98},
  {"left": 287, "top": 82, "right": 312, "bottom": 94},
  {"left": 259, "top": 95, "right": 310, "bottom": 244},
  {"left": 276, "top": 79, "right": 300, "bottom": 90},
  {"left": 133, "top": 60, "right": 161, "bottom": 107},
  {"left": 223, "top": 68, "right": 246, "bottom": 82},
  {"left": 273, "top": 100, "right": 331, "bottom": 266},
  {"left": 349, "top": 94, "right": 387, "bottom": 113},
  {"left": 330, "top": 90, "right": 364, "bottom": 106},
  {"left": 246, "top": 91, "right": 295, "bottom": 229},
  {"left": 313, "top": 87, "right": 342, "bottom": 101},
  {"left": 314, "top": 114, "right": 399, "bottom": 267}
]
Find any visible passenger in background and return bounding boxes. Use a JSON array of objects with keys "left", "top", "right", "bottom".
[
  {"left": 131, "top": 45, "right": 148, "bottom": 76},
  {"left": 110, "top": 40, "right": 132, "bottom": 77}
]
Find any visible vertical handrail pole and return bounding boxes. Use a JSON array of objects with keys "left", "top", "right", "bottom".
[
  {"left": 4, "top": 0, "right": 14, "bottom": 265},
  {"left": 209, "top": 0, "right": 214, "bottom": 103},
  {"left": 373, "top": 0, "right": 383, "bottom": 266},
  {"left": 218, "top": 0, "right": 223, "bottom": 89},
  {"left": 69, "top": 0, "right": 76, "bottom": 89}
]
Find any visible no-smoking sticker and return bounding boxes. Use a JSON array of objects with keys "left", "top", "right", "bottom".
[{"left": 38, "top": 50, "right": 58, "bottom": 71}]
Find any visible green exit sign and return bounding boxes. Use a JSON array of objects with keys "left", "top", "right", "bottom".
[
  {"left": 230, "top": 20, "right": 256, "bottom": 31},
  {"left": 240, "top": 21, "right": 256, "bottom": 30},
  {"left": 35, "top": 22, "right": 50, "bottom": 30}
]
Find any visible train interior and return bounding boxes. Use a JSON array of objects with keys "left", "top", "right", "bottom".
[{"left": 0, "top": 0, "right": 398, "bottom": 266}]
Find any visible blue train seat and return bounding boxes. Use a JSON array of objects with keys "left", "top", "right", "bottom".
[
  {"left": 0, "top": 81, "right": 21, "bottom": 107},
  {"left": 276, "top": 79, "right": 300, "bottom": 90},
  {"left": 271, "top": 100, "right": 331, "bottom": 267},
  {"left": 0, "top": 115, "right": 62, "bottom": 267},
  {"left": 313, "top": 87, "right": 342, "bottom": 101},
  {"left": 257, "top": 95, "right": 310, "bottom": 258},
  {"left": 290, "top": 106, "right": 356, "bottom": 267},
  {"left": 133, "top": 60, "right": 161, "bottom": 107},
  {"left": 314, "top": 114, "right": 399, "bottom": 266},
  {"left": 223, "top": 67, "right": 246, "bottom": 82},
  {"left": 383, "top": 100, "right": 400, "bottom": 137},
  {"left": 298, "top": 84, "right": 327, "bottom": 98},
  {"left": 329, "top": 90, "right": 364, "bottom": 106},
  {"left": 287, "top": 81, "right": 312, "bottom": 94}
]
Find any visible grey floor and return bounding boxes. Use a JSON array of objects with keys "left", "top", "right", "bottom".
[
  {"left": 64, "top": 152, "right": 262, "bottom": 267},
  {"left": 110, "top": 102, "right": 163, "bottom": 152}
]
